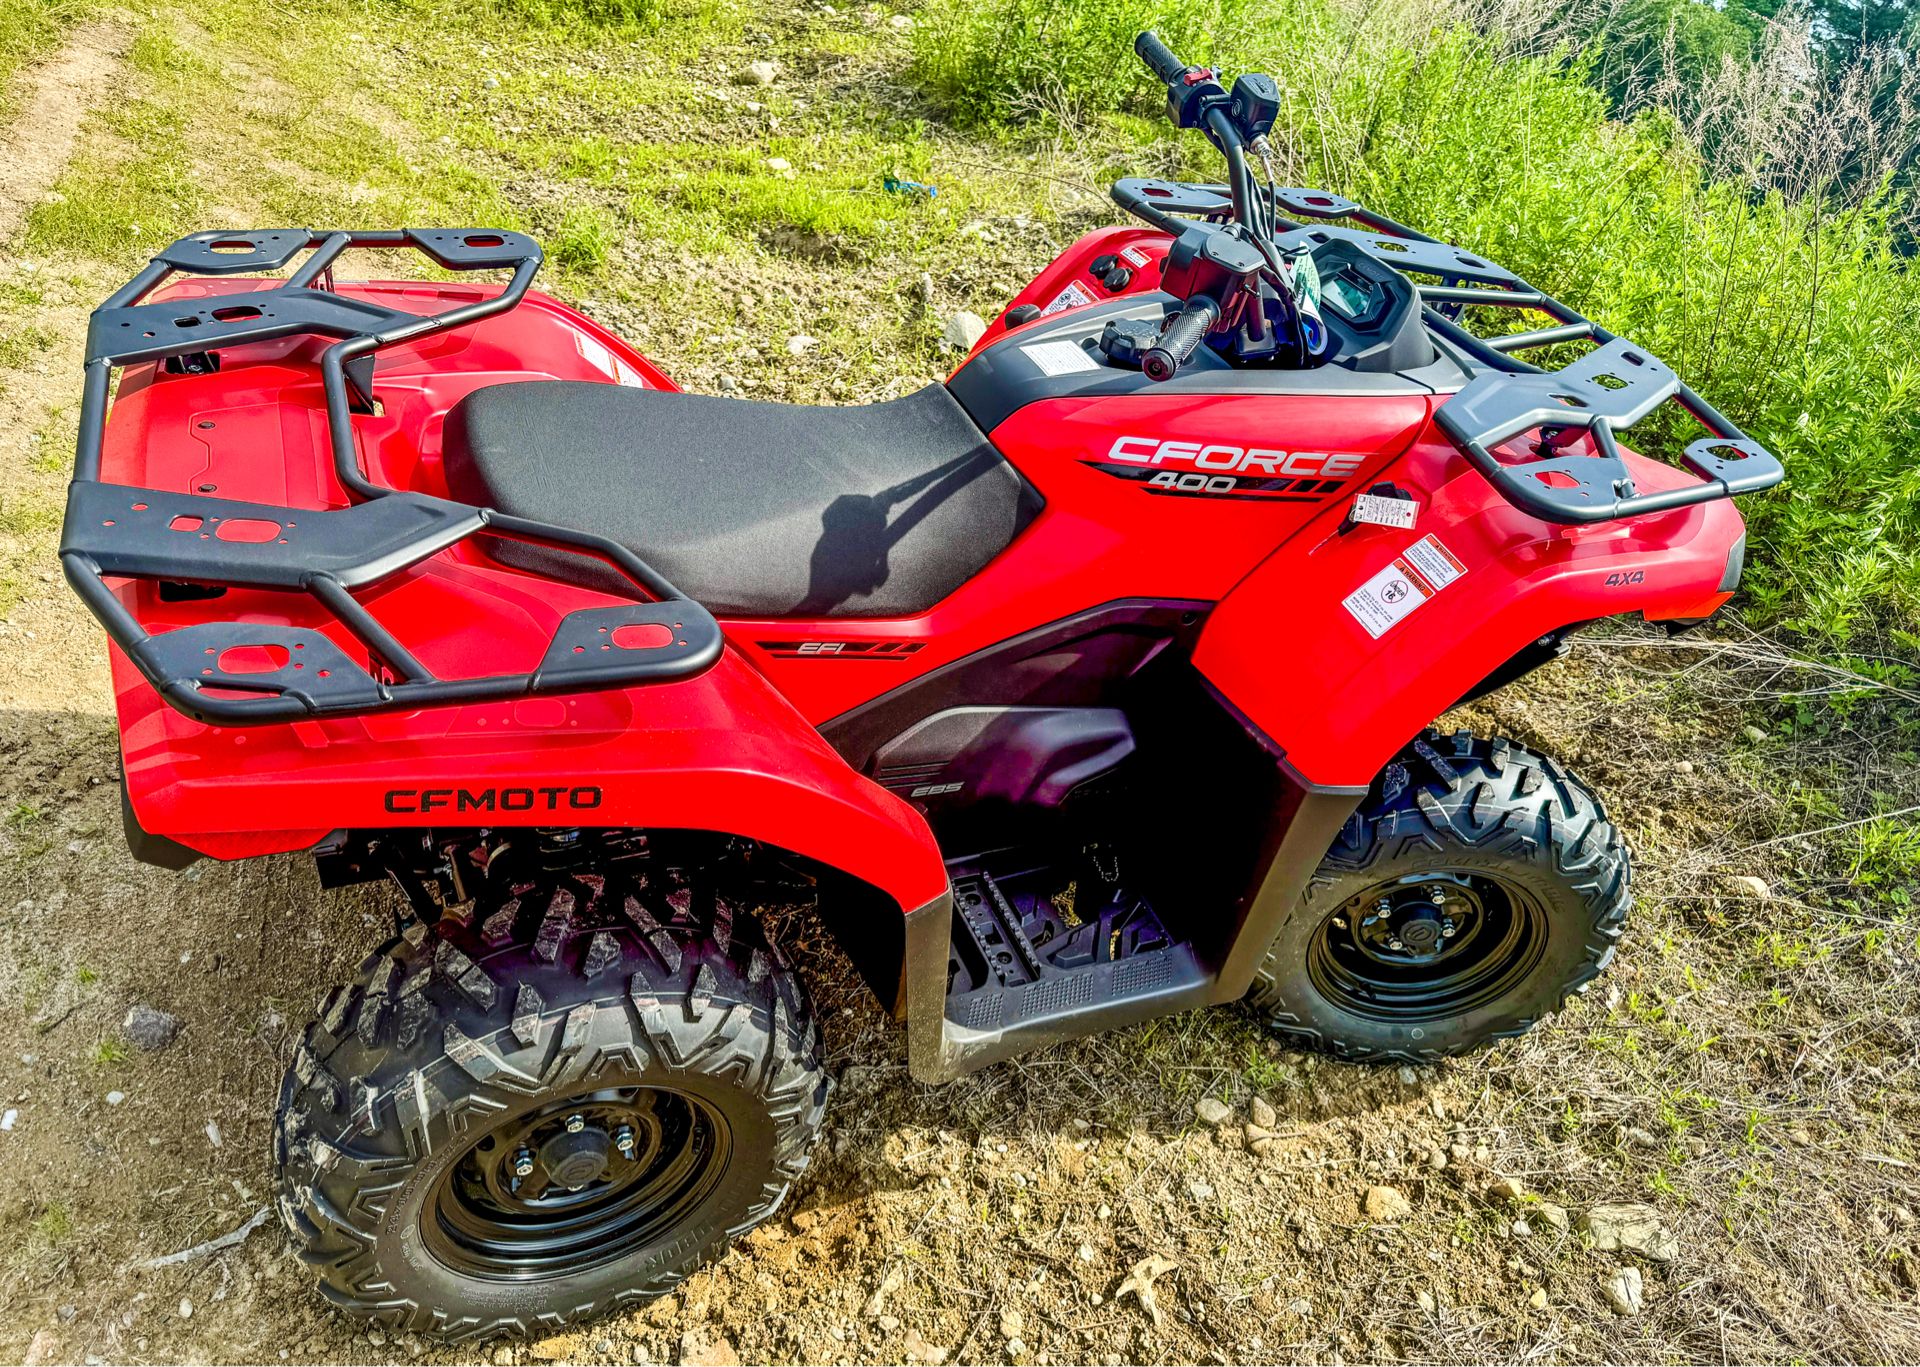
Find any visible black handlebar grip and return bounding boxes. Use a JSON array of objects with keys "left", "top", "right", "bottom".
[
  {"left": 1135, "top": 31, "right": 1188, "bottom": 86},
  {"left": 1142, "top": 297, "right": 1220, "bottom": 382}
]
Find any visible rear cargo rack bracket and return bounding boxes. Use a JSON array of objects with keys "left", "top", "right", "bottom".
[{"left": 63, "top": 228, "right": 725, "bottom": 726}]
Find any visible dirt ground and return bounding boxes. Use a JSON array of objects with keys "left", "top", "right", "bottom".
[{"left": 3, "top": 4, "right": 1919, "bottom": 1364}]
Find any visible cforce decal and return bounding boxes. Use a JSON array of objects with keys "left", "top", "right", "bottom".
[{"left": 1089, "top": 435, "right": 1366, "bottom": 501}]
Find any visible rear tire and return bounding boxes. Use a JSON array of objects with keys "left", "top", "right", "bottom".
[
  {"left": 1248, "top": 729, "right": 1629, "bottom": 1061},
  {"left": 273, "top": 866, "right": 830, "bottom": 1339}
]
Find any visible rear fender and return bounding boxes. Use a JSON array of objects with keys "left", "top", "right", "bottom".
[
  {"left": 119, "top": 646, "right": 951, "bottom": 919},
  {"left": 1194, "top": 434, "right": 1747, "bottom": 788}
]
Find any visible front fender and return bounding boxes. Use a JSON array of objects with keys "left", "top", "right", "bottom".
[{"left": 1194, "top": 435, "right": 1746, "bottom": 789}]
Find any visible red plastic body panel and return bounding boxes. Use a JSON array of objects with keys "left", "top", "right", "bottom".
[
  {"left": 101, "top": 279, "right": 946, "bottom": 914},
  {"left": 1195, "top": 434, "right": 1740, "bottom": 788},
  {"left": 985, "top": 225, "right": 1173, "bottom": 341}
]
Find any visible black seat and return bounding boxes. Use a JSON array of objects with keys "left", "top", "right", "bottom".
[{"left": 442, "top": 381, "right": 1043, "bottom": 619}]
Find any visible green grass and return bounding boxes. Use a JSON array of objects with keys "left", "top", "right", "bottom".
[
  {"left": 912, "top": 0, "right": 1920, "bottom": 667},
  {"left": 0, "top": 0, "right": 88, "bottom": 122}
]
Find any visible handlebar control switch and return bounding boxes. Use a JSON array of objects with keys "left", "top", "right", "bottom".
[{"left": 1230, "top": 74, "right": 1280, "bottom": 141}]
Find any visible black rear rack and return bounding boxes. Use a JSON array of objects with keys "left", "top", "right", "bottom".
[
  {"left": 62, "top": 228, "right": 723, "bottom": 726},
  {"left": 1112, "top": 179, "right": 1785, "bottom": 524}
]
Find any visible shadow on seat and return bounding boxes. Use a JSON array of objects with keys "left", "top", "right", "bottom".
[{"left": 442, "top": 381, "right": 1043, "bottom": 619}]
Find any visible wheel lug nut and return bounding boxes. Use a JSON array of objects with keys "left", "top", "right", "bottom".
[
  {"left": 1442, "top": 924, "right": 1457, "bottom": 937},
  {"left": 1389, "top": 939, "right": 1404, "bottom": 951},
  {"left": 512, "top": 1147, "right": 535, "bottom": 1178},
  {"left": 614, "top": 1124, "right": 636, "bottom": 1156},
  {"left": 565, "top": 1114, "right": 586, "bottom": 1134},
  {"left": 1331, "top": 916, "right": 1348, "bottom": 931}
]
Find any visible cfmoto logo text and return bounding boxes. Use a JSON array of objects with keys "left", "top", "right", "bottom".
[{"left": 383, "top": 786, "right": 603, "bottom": 814}]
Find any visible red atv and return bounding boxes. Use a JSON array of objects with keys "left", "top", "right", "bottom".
[{"left": 62, "top": 32, "right": 1778, "bottom": 1338}]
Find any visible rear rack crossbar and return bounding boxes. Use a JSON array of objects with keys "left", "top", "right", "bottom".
[{"left": 63, "top": 228, "right": 724, "bottom": 726}]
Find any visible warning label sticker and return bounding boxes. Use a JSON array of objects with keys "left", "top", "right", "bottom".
[
  {"left": 1349, "top": 491, "right": 1418, "bottom": 530},
  {"left": 1342, "top": 534, "right": 1466, "bottom": 639},
  {"left": 574, "top": 331, "right": 649, "bottom": 387},
  {"left": 1021, "top": 339, "right": 1102, "bottom": 377},
  {"left": 1041, "top": 280, "right": 1097, "bottom": 316},
  {"left": 1120, "top": 244, "right": 1152, "bottom": 268},
  {"left": 1403, "top": 534, "right": 1466, "bottom": 590}
]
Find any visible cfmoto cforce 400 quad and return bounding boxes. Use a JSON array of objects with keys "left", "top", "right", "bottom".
[{"left": 59, "top": 32, "right": 1779, "bottom": 1337}]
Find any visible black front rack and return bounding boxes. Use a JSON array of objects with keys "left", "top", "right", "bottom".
[
  {"left": 1112, "top": 179, "right": 1786, "bottom": 524},
  {"left": 62, "top": 228, "right": 724, "bottom": 726}
]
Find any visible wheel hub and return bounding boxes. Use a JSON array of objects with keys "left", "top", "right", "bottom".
[
  {"left": 1308, "top": 869, "right": 1549, "bottom": 1024},
  {"left": 539, "top": 1126, "right": 612, "bottom": 1191},
  {"left": 1395, "top": 910, "right": 1445, "bottom": 953}
]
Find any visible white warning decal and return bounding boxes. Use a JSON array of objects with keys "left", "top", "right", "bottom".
[
  {"left": 1021, "top": 339, "right": 1102, "bottom": 377},
  {"left": 1041, "top": 280, "right": 1097, "bottom": 316},
  {"left": 1403, "top": 533, "right": 1466, "bottom": 589},
  {"left": 574, "top": 330, "right": 649, "bottom": 387},
  {"left": 1342, "top": 534, "right": 1466, "bottom": 639},
  {"left": 1120, "top": 244, "right": 1152, "bottom": 268}
]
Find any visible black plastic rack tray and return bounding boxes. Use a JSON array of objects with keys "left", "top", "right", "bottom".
[
  {"left": 60, "top": 228, "right": 723, "bottom": 727},
  {"left": 1111, "top": 179, "right": 1786, "bottom": 523}
]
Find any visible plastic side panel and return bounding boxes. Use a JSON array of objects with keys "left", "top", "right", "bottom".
[
  {"left": 1195, "top": 436, "right": 1747, "bottom": 789},
  {"left": 725, "top": 390, "right": 1432, "bottom": 726},
  {"left": 117, "top": 645, "right": 949, "bottom": 913}
]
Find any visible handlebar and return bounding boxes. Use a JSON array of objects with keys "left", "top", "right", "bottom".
[
  {"left": 1142, "top": 295, "right": 1220, "bottom": 382},
  {"left": 1135, "top": 31, "right": 1190, "bottom": 85}
]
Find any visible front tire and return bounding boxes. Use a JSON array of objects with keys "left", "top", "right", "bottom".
[
  {"left": 274, "top": 866, "right": 830, "bottom": 1339},
  {"left": 1249, "top": 730, "right": 1630, "bottom": 1061}
]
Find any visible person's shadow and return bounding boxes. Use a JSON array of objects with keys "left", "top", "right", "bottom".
[{"left": 789, "top": 445, "right": 1008, "bottom": 616}]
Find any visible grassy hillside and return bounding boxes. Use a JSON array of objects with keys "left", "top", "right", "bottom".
[{"left": 914, "top": 0, "right": 1920, "bottom": 665}]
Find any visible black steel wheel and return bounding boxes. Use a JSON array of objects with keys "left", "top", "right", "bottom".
[
  {"left": 422, "top": 1086, "right": 731, "bottom": 1281},
  {"left": 274, "top": 863, "right": 829, "bottom": 1339},
  {"left": 1249, "top": 730, "right": 1630, "bottom": 1060}
]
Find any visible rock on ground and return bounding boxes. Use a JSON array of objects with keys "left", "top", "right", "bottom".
[
  {"left": 1582, "top": 1201, "right": 1680, "bottom": 1262},
  {"left": 1364, "top": 1185, "right": 1413, "bottom": 1221},
  {"left": 1194, "top": 1097, "right": 1232, "bottom": 1128},
  {"left": 1603, "top": 1265, "right": 1645, "bottom": 1315},
  {"left": 678, "top": 1329, "right": 741, "bottom": 1367},
  {"left": 123, "top": 1003, "right": 180, "bottom": 1050},
  {"left": 941, "top": 311, "right": 987, "bottom": 353}
]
